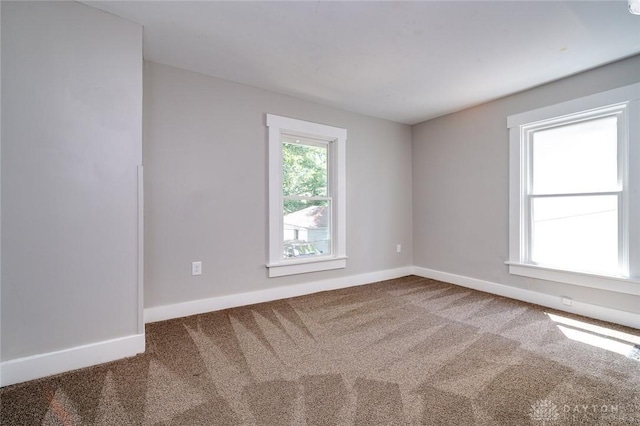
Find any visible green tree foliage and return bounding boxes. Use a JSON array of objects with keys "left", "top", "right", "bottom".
[{"left": 282, "top": 142, "right": 327, "bottom": 214}]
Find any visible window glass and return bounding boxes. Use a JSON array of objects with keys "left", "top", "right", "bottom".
[
  {"left": 283, "top": 200, "right": 331, "bottom": 258},
  {"left": 532, "top": 116, "right": 618, "bottom": 194},
  {"left": 531, "top": 195, "right": 619, "bottom": 275},
  {"left": 282, "top": 140, "right": 328, "bottom": 198}
]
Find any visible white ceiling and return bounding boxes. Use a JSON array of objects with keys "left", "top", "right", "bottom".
[{"left": 84, "top": 1, "right": 640, "bottom": 124}]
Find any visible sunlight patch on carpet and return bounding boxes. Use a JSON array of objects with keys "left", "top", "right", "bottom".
[{"left": 546, "top": 312, "right": 640, "bottom": 360}]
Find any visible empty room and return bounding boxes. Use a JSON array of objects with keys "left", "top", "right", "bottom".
[{"left": 1, "top": 1, "right": 639, "bottom": 424}]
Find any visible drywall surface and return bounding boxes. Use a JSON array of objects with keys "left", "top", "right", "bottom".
[
  {"left": 412, "top": 55, "right": 640, "bottom": 314},
  {"left": 1, "top": 2, "right": 143, "bottom": 360},
  {"left": 143, "top": 61, "right": 413, "bottom": 308}
]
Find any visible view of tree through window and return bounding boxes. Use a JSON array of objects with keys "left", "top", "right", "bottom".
[{"left": 282, "top": 141, "right": 328, "bottom": 214}]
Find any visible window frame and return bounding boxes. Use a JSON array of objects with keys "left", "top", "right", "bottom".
[
  {"left": 507, "top": 83, "right": 640, "bottom": 295},
  {"left": 266, "top": 114, "right": 347, "bottom": 277}
]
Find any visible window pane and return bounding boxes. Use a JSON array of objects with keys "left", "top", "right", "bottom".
[
  {"left": 282, "top": 141, "right": 328, "bottom": 197},
  {"left": 532, "top": 116, "right": 618, "bottom": 194},
  {"left": 283, "top": 200, "right": 331, "bottom": 258},
  {"left": 531, "top": 195, "right": 619, "bottom": 275}
]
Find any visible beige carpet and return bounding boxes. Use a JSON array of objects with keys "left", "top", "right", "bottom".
[{"left": 1, "top": 275, "right": 639, "bottom": 425}]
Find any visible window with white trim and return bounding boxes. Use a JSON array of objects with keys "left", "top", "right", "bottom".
[
  {"left": 507, "top": 83, "right": 640, "bottom": 295},
  {"left": 266, "top": 114, "right": 346, "bottom": 277}
]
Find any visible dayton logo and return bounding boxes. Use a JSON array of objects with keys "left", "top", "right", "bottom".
[{"left": 529, "top": 399, "right": 560, "bottom": 424}]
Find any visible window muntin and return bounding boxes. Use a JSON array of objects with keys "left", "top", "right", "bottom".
[{"left": 267, "top": 114, "right": 346, "bottom": 277}]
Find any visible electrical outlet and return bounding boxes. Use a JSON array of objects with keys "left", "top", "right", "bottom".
[
  {"left": 396, "top": 244, "right": 402, "bottom": 253},
  {"left": 192, "top": 261, "right": 202, "bottom": 276}
]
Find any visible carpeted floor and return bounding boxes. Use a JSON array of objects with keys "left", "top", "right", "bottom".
[{"left": 1, "top": 275, "right": 639, "bottom": 425}]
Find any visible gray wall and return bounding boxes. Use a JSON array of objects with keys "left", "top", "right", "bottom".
[
  {"left": 144, "top": 61, "right": 413, "bottom": 308},
  {"left": 412, "top": 55, "right": 640, "bottom": 313},
  {"left": 5, "top": 1, "right": 634, "bottom": 367},
  {"left": 1, "top": 2, "right": 143, "bottom": 360}
]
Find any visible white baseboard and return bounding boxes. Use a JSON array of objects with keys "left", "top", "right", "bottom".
[
  {"left": 0, "top": 333, "right": 145, "bottom": 388},
  {"left": 412, "top": 266, "right": 639, "bottom": 329},
  {"left": 4, "top": 265, "right": 634, "bottom": 388},
  {"left": 144, "top": 266, "right": 414, "bottom": 323}
]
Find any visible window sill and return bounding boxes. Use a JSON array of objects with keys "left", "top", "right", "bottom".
[
  {"left": 267, "top": 256, "right": 347, "bottom": 277},
  {"left": 505, "top": 261, "right": 640, "bottom": 296}
]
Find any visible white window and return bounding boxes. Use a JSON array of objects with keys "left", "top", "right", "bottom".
[
  {"left": 266, "top": 114, "right": 346, "bottom": 277},
  {"left": 507, "top": 83, "right": 640, "bottom": 295}
]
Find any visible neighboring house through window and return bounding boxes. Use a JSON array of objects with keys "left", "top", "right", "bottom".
[
  {"left": 507, "top": 83, "right": 640, "bottom": 295},
  {"left": 266, "top": 114, "right": 346, "bottom": 277}
]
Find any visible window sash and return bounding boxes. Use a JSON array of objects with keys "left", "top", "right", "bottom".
[
  {"left": 525, "top": 192, "right": 624, "bottom": 276},
  {"left": 524, "top": 108, "right": 625, "bottom": 196},
  {"left": 282, "top": 198, "right": 333, "bottom": 259},
  {"left": 528, "top": 115, "right": 621, "bottom": 196},
  {"left": 281, "top": 136, "right": 333, "bottom": 262},
  {"left": 520, "top": 105, "right": 628, "bottom": 277}
]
